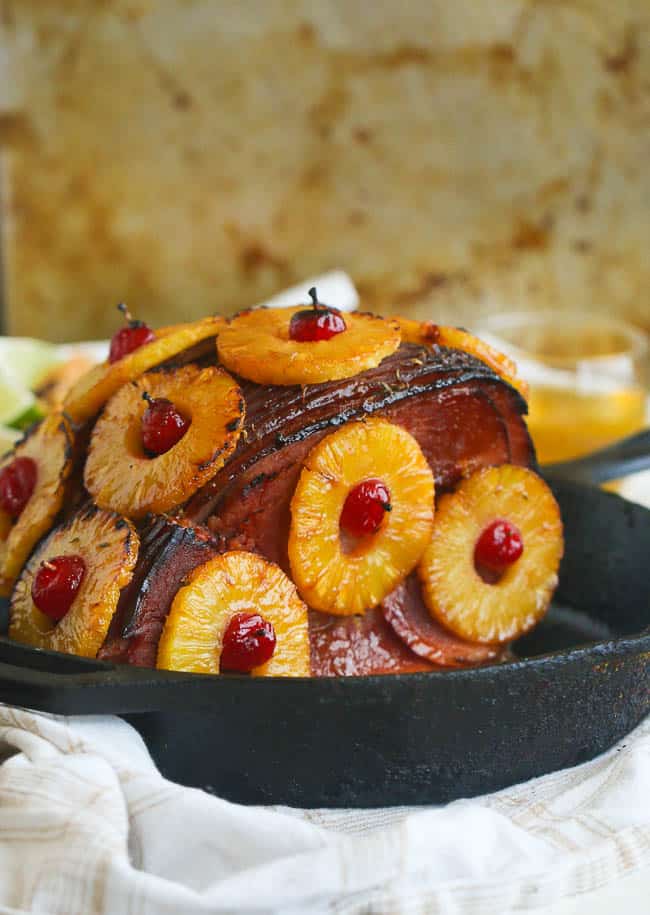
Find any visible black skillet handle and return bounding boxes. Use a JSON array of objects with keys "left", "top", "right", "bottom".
[
  {"left": 0, "top": 634, "right": 177, "bottom": 714},
  {"left": 543, "top": 428, "right": 650, "bottom": 486}
]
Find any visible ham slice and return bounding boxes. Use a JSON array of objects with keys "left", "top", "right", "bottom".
[
  {"left": 380, "top": 574, "right": 502, "bottom": 668},
  {"left": 99, "top": 518, "right": 218, "bottom": 667},
  {"left": 309, "top": 608, "right": 436, "bottom": 676}
]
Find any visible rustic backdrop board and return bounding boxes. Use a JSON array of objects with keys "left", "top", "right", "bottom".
[{"left": 1, "top": 0, "right": 649, "bottom": 341}]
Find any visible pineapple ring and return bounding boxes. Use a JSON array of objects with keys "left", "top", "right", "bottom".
[
  {"left": 217, "top": 306, "right": 401, "bottom": 385},
  {"left": 9, "top": 506, "right": 139, "bottom": 658},
  {"left": 419, "top": 465, "right": 563, "bottom": 644},
  {"left": 84, "top": 364, "right": 244, "bottom": 519},
  {"left": 64, "top": 315, "right": 224, "bottom": 423},
  {"left": 289, "top": 419, "right": 435, "bottom": 615},
  {"left": 0, "top": 414, "right": 73, "bottom": 597},
  {"left": 393, "top": 317, "right": 529, "bottom": 400},
  {"left": 157, "top": 551, "right": 310, "bottom": 677}
]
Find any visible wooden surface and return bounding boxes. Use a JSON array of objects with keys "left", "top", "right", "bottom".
[{"left": 0, "top": 1, "right": 649, "bottom": 341}]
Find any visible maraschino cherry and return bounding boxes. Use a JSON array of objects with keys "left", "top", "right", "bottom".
[
  {"left": 31, "top": 555, "right": 86, "bottom": 622},
  {"left": 220, "top": 612, "right": 277, "bottom": 673},
  {"left": 288, "top": 287, "right": 347, "bottom": 342},
  {"left": 108, "top": 303, "right": 156, "bottom": 363},
  {"left": 0, "top": 457, "right": 37, "bottom": 519},
  {"left": 141, "top": 393, "right": 190, "bottom": 456},
  {"left": 474, "top": 519, "right": 523, "bottom": 574},
  {"left": 340, "top": 478, "right": 392, "bottom": 538}
]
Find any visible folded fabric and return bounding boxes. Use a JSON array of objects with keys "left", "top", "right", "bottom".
[{"left": 0, "top": 704, "right": 648, "bottom": 915}]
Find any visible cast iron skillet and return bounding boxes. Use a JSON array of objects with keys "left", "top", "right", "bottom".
[{"left": 0, "top": 432, "right": 648, "bottom": 807}]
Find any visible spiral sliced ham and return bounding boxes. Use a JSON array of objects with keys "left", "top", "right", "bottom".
[{"left": 100, "top": 343, "right": 535, "bottom": 671}]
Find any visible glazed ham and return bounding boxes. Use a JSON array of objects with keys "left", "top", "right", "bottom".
[
  {"left": 100, "top": 342, "right": 535, "bottom": 671},
  {"left": 99, "top": 519, "right": 219, "bottom": 667}
]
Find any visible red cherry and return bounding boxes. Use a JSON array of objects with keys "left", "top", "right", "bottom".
[
  {"left": 0, "top": 457, "right": 37, "bottom": 518},
  {"left": 31, "top": 555, "right": 86, "bottom": 622},
  {"left": 109, "top": 323, "right": 155, "bottom": 363},
  {"left": 288, "top": 286, "right": 346, "bottom": 342},
  {"left": 289, "top": 308, "right": 346, "bottom": 342},
  {"left": 141, "top": 397, "right": 190, "bottom": 455},
  {"left": 474, "top": 519, "right": 524, "bottom": 573},
  {"left": 340, "top": 478, "right": 392, "bottom": 538},
  {"left": 220, "top": 612, "right": 277, "bottom": 673},
  {"left": 108, "top": 303, "right": 155, "bottom": 363}
]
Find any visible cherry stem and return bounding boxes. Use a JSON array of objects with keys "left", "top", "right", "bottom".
[
  {"left": 141, "top": 391, "right": 154, "bottom": 405},
  {"left": 383, "top": 502, "right": 392, "bottom": 512},
  {"left": 308, "top": 286, "right": 324, "bottom": 311},
  {"left": 117, "top": 302, "right": 133, "bottom": 323}
]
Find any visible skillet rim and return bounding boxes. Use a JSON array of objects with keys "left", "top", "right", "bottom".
[{"left": 0, "top": 623, "right": 647, "bottom": 688}]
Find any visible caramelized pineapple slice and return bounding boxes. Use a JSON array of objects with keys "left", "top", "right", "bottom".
[
  {"left": 64, "top": 316, "right": 224, "bottom": 423},
  {"left": 394, "top": 317, "right": 529, "bottom": 400},
  {"left": 157, "top": 551, "right": 310, "bottom": 676},
  {"left": 289, "top": 419, "right": 435, "bottom": 615},
  {"left": 9, "top": 506, "right": 139, "bottom": 657},
  {"left": 0, "top": 414, "right": 73, "bottom": 597},
  {"left": 84, "top": 364, "right": 244, "bottom": 519},
  {"left": 419, "top": 465, "right": 563, "bottom": 644},
  {"left": 217, "top": 306, "right": 400, "bottom": 385}
]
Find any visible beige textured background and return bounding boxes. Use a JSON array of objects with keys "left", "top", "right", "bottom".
[{"left": 0, "top": 0, "right": 649, "bottom": 342}]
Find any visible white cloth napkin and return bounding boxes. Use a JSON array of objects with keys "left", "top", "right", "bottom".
[{"left": 0, "top": 705, "right": 648, "bottom": 915}]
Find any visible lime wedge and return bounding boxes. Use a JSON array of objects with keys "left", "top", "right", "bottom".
[
  {"left": 9, "top": 401, "right": 45, "bottom": 431},
  {"left": 0, "top": 364, "right": 39, "bottom": 427},
  {"left": 0, "top": 337, "right": 60, "bottom": 390},
  {"left": 0, "top": 425, "right": 20, "bottom": 457}
]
